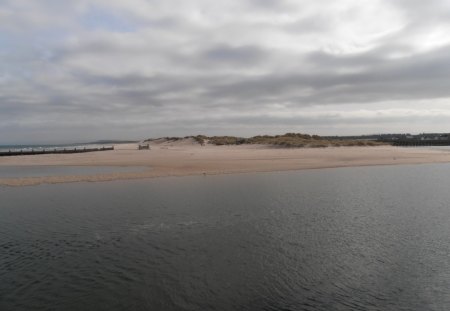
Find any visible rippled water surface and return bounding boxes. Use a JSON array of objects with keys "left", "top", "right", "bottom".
[
  {"left": 2, "top": 164, "right": 450, "bottom": 310},
  {"left": 0, "top": 166, "right": 148, "bottom": 178}
]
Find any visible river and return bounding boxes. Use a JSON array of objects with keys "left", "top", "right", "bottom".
[{"left": 2, "top": 164, "right": 450, "bottom": 310}]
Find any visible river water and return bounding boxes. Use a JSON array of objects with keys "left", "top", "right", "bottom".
[
  {"left": 2, "top": 164, "right": 450, "bottom": 310},
  {"left": 0, "top": 166, "right": 149, "bottom": 179}
]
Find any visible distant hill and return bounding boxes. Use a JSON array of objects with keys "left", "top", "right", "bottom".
[{"left": 89, "top": 140, "right": 139, "bottom": 144}]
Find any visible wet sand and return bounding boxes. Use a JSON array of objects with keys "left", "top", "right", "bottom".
[{"left": 1, "top": 143, "right": 450, "bottom": 186}]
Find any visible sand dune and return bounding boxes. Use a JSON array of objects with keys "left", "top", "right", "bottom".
[{"left": 1, "top": 143, "right": 450, "bottom": 186}]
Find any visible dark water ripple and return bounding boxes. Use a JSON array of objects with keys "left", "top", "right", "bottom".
[
  {"left": 0, "top": 166, "right": 148, "bottom": 178},
  {"left": 2, "top": 164, "right": 450, "bottom": 310}
]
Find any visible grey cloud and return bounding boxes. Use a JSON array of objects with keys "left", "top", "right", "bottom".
[
  {"left": 2, "top": 0, "right": 450, "bottom": 143},
  {"left": 245, "top": 0, "right": 292, "bottom": 11},
  {"left": 284, "top": 15, "right": 332, "bottom": 34},
  {"left": 202, "top": 45, "right": 268, "bottom": 65},
  {"left": 203, "top": 43, "right": 450, "bottom": 105}
]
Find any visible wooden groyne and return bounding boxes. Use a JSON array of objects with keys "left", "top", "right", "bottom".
[{"left": 0, "top": 146, "right": 114, "bottom": 157}]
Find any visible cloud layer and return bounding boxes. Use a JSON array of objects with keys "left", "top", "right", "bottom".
[{"left": 1, "top": 0, "right": 450, "bottom": 143}]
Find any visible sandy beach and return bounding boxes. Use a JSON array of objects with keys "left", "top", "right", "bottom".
[{"left": 1, "top": 141, "right": 450, "bottom": 186}]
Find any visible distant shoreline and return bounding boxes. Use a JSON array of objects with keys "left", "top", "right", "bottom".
[{"left": 1, "top": 141, "right": 450, "bottom": 186}]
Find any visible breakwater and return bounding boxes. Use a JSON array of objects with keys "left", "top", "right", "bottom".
[{"left": 0, "top": 146, "right": 114, "bottom": 157}]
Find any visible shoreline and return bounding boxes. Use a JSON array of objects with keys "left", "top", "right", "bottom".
[{"left": 1, "top": 145, "right": 450, "bottom": 187}]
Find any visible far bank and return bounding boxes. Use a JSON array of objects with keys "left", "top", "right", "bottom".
[{"left": 1, "top": 144, "right": 450, "bottom": 186}]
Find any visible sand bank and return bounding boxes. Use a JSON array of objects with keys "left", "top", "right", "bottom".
[{"left": 1, "top": 144, "right": 450, "bottom": 186}]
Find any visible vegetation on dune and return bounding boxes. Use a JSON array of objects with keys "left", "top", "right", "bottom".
[
  {"left": 208, "top": 136, "right": 247, "bottom": 145},
  {"left": 146, "top": 133, "right": 388, "bottom": 148},
  {"left": 193, "top": 135, "right": 208, "bottom": 145},
  {"left": 199, "top": 133, "right": 387, "bottom": 147},
  {"left": 166, "top": 137, "right": 182, "bottom": 141}
]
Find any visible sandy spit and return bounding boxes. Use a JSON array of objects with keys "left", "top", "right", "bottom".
[{"left": 1, "top": 144, "right": 450, "bottom": 186}]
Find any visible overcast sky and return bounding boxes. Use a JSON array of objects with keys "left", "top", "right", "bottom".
[{"left": 1, "top": 0, "right": 450, "bottom": 143}]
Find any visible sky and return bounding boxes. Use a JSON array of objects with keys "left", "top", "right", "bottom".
[{"left": 1, "top": 0, "right": 450, "bottom": 143}]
